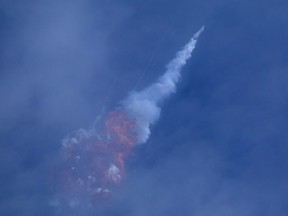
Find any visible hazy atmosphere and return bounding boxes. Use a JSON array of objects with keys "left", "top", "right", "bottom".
[{"left": 1, "top": 0, "right": 288, "bottom": 215}]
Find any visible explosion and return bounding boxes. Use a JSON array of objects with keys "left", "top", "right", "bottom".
[
  {"left": 50, "top": 26, "right": 204, "bottom": 211},
  {"left": 50, "top": 110, "right": 137, "bottom": 209}
]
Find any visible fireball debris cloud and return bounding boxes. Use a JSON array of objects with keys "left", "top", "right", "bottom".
[{"left": 51, "top": 26, "right": 204, "bottom": 210}]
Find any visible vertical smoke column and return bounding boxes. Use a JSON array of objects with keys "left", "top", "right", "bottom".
[{"left": 122, "top": 26, "right": 204, "bottom": 144}]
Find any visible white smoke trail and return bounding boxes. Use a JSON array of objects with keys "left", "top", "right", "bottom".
[{"left": 122, "top": 26, "right": 205, "bottom": 144}]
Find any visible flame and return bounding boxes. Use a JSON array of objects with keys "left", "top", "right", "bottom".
[{"left": 50, "top": 110, "right": 137, "bottom": 208}]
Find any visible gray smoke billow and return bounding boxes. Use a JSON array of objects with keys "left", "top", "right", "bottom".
[{"left": 122, "top": 26, "right": 204, "bottom": 144}]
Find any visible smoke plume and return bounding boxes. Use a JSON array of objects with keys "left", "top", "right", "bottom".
[
  {"left": 50, "top": 27, "right": 204, "bottom": 212},
  {"left": 122, "top": 26, "right": 204, "bottom": 144}
]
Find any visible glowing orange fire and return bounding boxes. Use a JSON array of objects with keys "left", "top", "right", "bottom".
[{"left": 50, "top": 111, "right": 137, "bottom": 208}]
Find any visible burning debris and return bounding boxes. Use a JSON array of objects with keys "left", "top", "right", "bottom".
[{"left": 50, "top": 111, "right": 137, "bottom": 209}]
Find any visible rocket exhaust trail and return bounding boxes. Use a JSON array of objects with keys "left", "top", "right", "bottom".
[
  {"left": 50, "top": 26, "right": 204, "bottom": 212},
  {"left": 122, "top": 26, "right": 205, "bottom": 144}
]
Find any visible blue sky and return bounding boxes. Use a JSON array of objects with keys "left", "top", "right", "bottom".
[{"left": 0, "top": 0, "right": 288, "bottom": 215}]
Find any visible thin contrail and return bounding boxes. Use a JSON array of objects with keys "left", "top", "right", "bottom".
[
  {"left": 134, "top": 27, "right": 175, "bottom": 89},
  {"left": 122, "top": 26, "right": 205, "bottom": 144}
]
